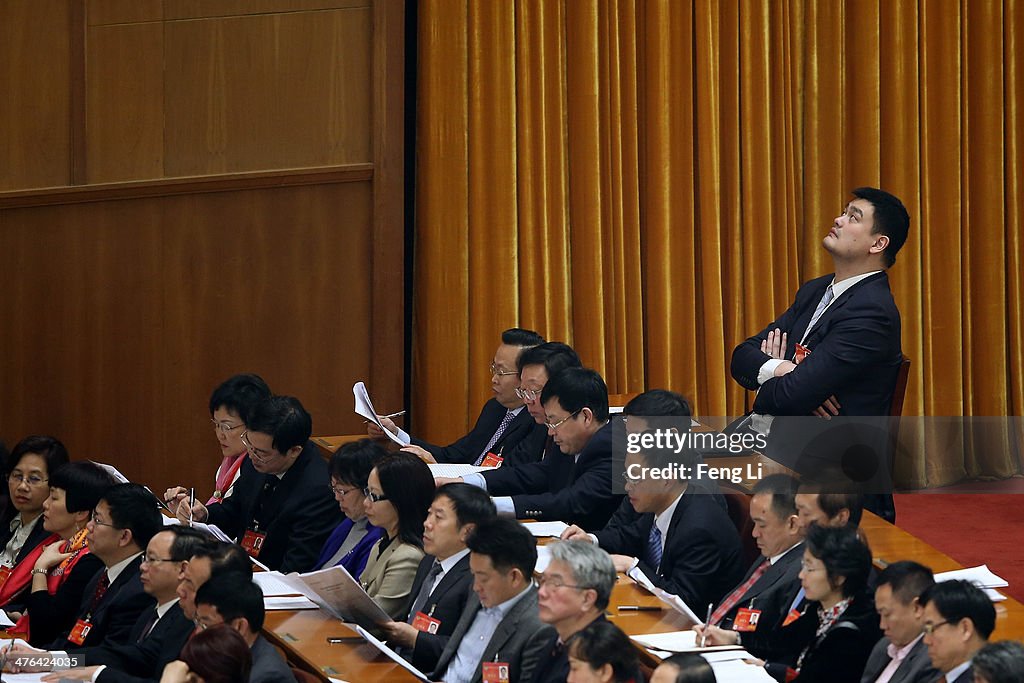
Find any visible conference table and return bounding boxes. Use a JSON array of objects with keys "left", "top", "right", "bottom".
[{"left": 263, "top": 436, "right": 1024, "bottom": 682}]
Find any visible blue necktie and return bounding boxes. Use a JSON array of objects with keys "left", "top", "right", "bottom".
[{"left": 646, "top": 523, "right": 663, "bottom": 570}]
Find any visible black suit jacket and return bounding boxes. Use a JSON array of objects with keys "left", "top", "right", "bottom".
[
  {"left": 84, "top": 602, "right": 194, "bottom": 682},
  {"left": 414, "top": 399, "right": 546, "bottom": 466},
  {"left": 397, "top": 553, "right": 473, "bottom": 673},
  {"left": 764, "top": 592, "right": 881, "bottom": 683},
  {"left": 530, "top": 614, "right": 606, "bottom": 683},
  {"left": 716, "top": 543, "right": 804, "bottom": 664},
  {"left": 481, "top": 423, "right": 623, "bottom": 531},
  {"left": 24, "top": 553, "right": 105, "bottom": 647},
  {"left": 50, "top": 555, "right": 155, "bottom": 650},
  {"left": 595, "top": 490, "right": 744, "bottom": 609},
  {"left": 206, "top": 442, "right": 342, "bottom": 573},
  {"left": 860, "top": 635, "right": 939, "bottom": 683},
  {"left": 732, "top": 272, "right": 902, "bottom": 418}
]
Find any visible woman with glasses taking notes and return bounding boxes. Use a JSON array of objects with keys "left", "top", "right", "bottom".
[
  {"left": 0, "top": 436, "right": 70, "bottom": 609},
  {"left": 164, "top": 374, "right": 271, "bottom": 508},
  {"left": 358, "top": 452, "right": 435, "bottom": 619}
]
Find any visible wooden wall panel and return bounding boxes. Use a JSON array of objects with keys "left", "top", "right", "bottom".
[
  {"left": 86, "top": 23, "right": 166, "bottom": 183},
  {"left": 0, "top": 2, "right": 72, "bottom": 190},
  {"left": 0, "top": 0, "right": 405, "bottom": 498},
  {"left": 0, "top": 177, "right": 378, "bottom": 493},
  {"left": 160, "top": 8, "right": 372, "bottom": 177}
]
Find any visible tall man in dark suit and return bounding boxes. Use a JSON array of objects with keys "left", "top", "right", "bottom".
[
  {"left": 920, "top": 580, "right": 995, "bottom": 683},
  {"left": 27, "top": 526, "right": 209, "bottom": 681},
  {"left": 562, "top": 429, "right": 744, "bottom": 610},
  {"left": 694, "top": 474, "right": 806, "bottom": 664},
  {"left": 374, "top": 328, "right": 547, "bottom": 465},
  {"left": 731, "top": 187, "right": 910, "bottom": 521},
  {"left": 861, "top": 561, "right": 939, "bottom": 683},
  {"left": 432, "top": 518, "right": 554, "bottom": 683},
  {"left": 179, "top": 396, "right": 342, "bottom": 573},
  {"left": 381, "top": 483, "right": 496, "bottom": 673},
  {"left": 452, "top": 367, "right": 622, "bottom": 531}
]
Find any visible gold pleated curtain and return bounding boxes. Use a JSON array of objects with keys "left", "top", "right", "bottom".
[{"left": 413, "top": 0, "right": 1024, "bottom": 488}]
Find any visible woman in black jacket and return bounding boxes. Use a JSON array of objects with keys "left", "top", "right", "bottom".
[{"left": 766, "top": 523, "right": 881, "bottom": 682}]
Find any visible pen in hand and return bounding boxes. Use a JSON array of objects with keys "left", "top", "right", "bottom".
[
  {"left": 700, "top": 602, "right": 713, "bottom": 647},
  {"left": 381, "top": 410, "right": 406, "bottom": 419},
  {"left": 188, "top": 487, "right": 194, "bottom": 527}
]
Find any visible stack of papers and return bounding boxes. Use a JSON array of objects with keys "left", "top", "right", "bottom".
[
  {"left": 630, "top": 633, "right": 772, "bottom": 682},
  {"left": 630, "top": 630, "right": 742, "bottom": 655},
  {"left": 626, "top": 566, "right": 703, "bottom": 624},
  {"left": 353, "top": 382, "right": 410, "bottom": 447},
  {"left": 428, "top": 463, "right": 494, "bottom": 479},
  {"left": 936, "top": 565, "right": 1009, "bottom": 602}
]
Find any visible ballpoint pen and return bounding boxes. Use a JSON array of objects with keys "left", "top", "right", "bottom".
[{"left": 701, "top": 603, "right": 713, "bottom": 646}]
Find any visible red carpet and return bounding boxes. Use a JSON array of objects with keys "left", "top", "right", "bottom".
[{"left": 894, "top": 489, "right": 1024, "bottom": 603}]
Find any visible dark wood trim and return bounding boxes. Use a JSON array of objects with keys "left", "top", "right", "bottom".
[
  {"left": 369, "top": 0, "right": 406, "bottom": 411},
  {"left": 0, "top": 164, "right": 374, "bottom": 209}
]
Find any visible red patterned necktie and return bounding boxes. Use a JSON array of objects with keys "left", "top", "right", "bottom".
[
  {"left": 709, "top": 559, "right": 769, "bottom": 625},
  {"left": 88, "top": 573, "right": 110, "bottom": 613}
]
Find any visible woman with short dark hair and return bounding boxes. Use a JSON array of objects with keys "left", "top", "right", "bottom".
[
  {"left": 10, "top": 461, "right": 116, "bottom": 645},
  {"left": 769, "top": 524, "right": 880, "bottom": 682},
  {"left": 314, "top": 439, "right": 387, "bottom": 575},
  {"left": 0, "top": 435, "right": 70, "bottom": 607},
  {"left": 357, "top": 452, "right": 435, "bottom": 619},
  {"left": 566, "top": 620, "right": 642, "bottom": 683}
]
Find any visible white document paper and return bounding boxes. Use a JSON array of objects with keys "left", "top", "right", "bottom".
[
  {"left": 0, "top": 610, "right": 15, "bottom": 628},
  {"left": 653, "top": 587, "right": 703, "bottom": 624},
  {"left": 277, "top": 566, "right": 392, "bottom": 629},
  {"left": 626, "top": 566, "right": 704, "bottom": 624},
  {"left": 522, "top": 521, "right": 570, "bottom": 538},
  {"left": 984, "top": 588, "right": 1007, "bottom": 602},
  {"left": 353, "top": 381, "right": 410, "bottom": 447},
  {"left": 627, "top": 565, "right": 658, "bottom": 593},
  {"left": 254, "top": 571, "right": 303, "bottom": 597},
  {"left": 535, "top": 545, "right": 553, "bottom": 574},
  {"left": 631, "top": 631, "right": 742, "bottom": 654},
  {"left": 188, "top": 520, "right": 234, "bottom": 543},
  {"left": 354, "top": 625, "right": 432, "bottom": 682},
  {"left": 428, "top": 464, "right": 494, "bottom": 479},
  {"left": 264, "top": 596, "right": 319, "bottom": 610},
  {"left": 707, "top": 658, "right": 776, "bottom": 682},
  {"left": 935, "top": 564, "right": 1008, "bottom": 588}
]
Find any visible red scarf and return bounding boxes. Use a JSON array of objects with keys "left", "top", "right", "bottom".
[
  {"left": 0, "top": 532, "right": 60, "bottom": 607},
  {"left": 6, "top": 529, "right": 92, "bottom": 639},
  {"left": 207, "top": 453, "right": 247, "bottom": 505}
]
